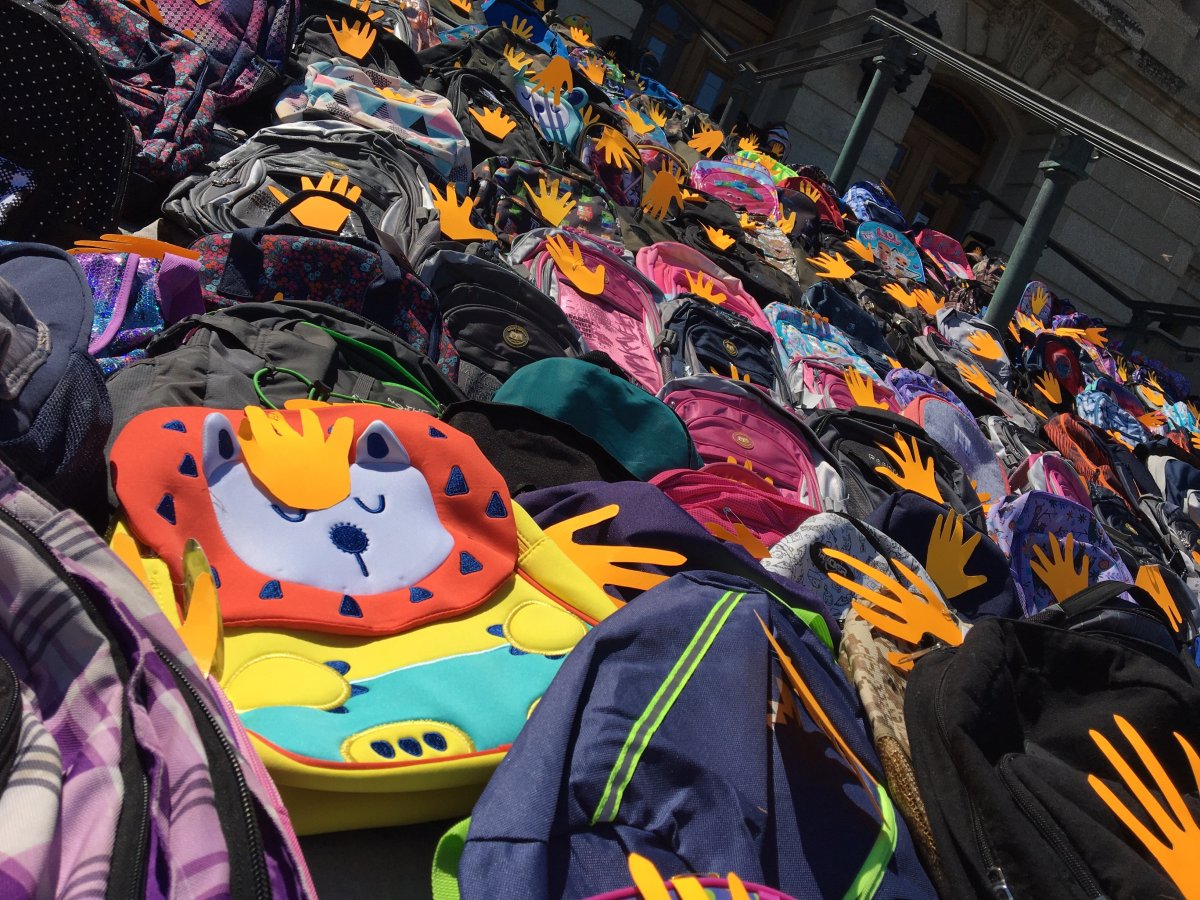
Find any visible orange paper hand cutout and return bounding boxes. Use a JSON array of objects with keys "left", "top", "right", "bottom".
[
  {"left": 529, "top": 178, "right": 576, "bottom": 225},
  {"left": 641, "top": 168, "right": 683, "bottom": 221},
  {"left": 807, "top": 251, "right": 854, "bottom": 280},
  {"left": 966, "top": 331, "right": 1004, "bottom": 361},
  {"left": 125, "top": 0, "right": 164, "bottom": 23},
  {"left": 1107, "top": 430, "right": 1135, "bottom": 451},
  {"left": 924, "top": 511, "right": 987, "bottom": 600},
  {"left": 325, "top": 15, "right": 376, "bottom": 59},
  {"left": 544, "top": 504, "right": 686, "bottom": 592},
  {"left": 737, "top": 134, "right": 760, "bottom": 153},
  {"left": 1139, "top": 411, "right": 1168, "bottom": 428},
  {"left": 348, "top": 0, "right": 383, "bottom": 20},
  {"left": 579, "top": 55, "right": 605, "bottom": 85},
  {"left": 687, "top": 126, "right": 723, "bottom": 158},
  {"left": 883, "top": 282, "right": 919, "bottom": 309},
  {"left": 874, "top": 433, "right": 944, "bottom": 503},
  {"left": 71, "top": 233, "right": 199, "bottom": 260},
  {"left": 1057, "top": 325, "right": 1109, "bottom": 347},
  {"left": 529, "top": 55, "right": 573, "bottom": 105},
  {"left": 619, "top": 105, "right": 655, "bottom": 136},
  {"left": 429, "top": 182, "right": 497, "bottom": 242},
  {"left": 776, "top": 210, "right": 797, "bottom": 234},
  {"left": 844, "top": 367, "right": 888, "bottom": 410},
  {"left": 1088, "top": 715, "right": 1200, "bottom": 898},
  {"left": 1191, "top": 432, "right": 1200, "bottom": 454},
  {"left": 912, "top": 288, "right": 944, "bottom": 316},
  {"left": 1030, "top": 533, "right": 1089, "bottom": 602},
  {"left": 628, "top": 854, "right": 672, "bottom": 900},
  {"left": 970, "top": 479, "right": 994, "bottom": 516},
  {"left": 580, "top": 104, "right": 601, "bottom": 129},
  {"left": 705, "top": 520, "right": 770, "bottom": 559},
  {"left": 568, "top": 25, "right": 594, "bottom": 47},
  {"left": 1015, "top": 310, "right": 1041, "bottom": 334},
  {"left": 702, "top": 225, "right": 735, "bottom": 251},
  {"left": 1030, "top": 284, "right": 1051, "bottom": 316},
  {"left": 468, "top": 105, "right": 516, "bottom": 138},
  {"left": 797, "top": 181, "right": 823, "bottom": 205},
  {"left": 844, "top": 237, "right": 874, "bottom": 262},
  {"left": 503, "top": 45, "right": 533, "bottom": 73},
  {"left": 450, "top": 0, "right": 470, "bottom": 12},
  {"left": 646, "top": 102, "right": 668, "bottom": 129},
  {"left": 1034, "top": 371, "right": 1063, "bottom": 405},
  {"left": 267, "top": 172, "right": 361, "bottom": 233},
  {"left": 505, "top": 15, "right": 534, "bottom": 40},
  {"left": 594, "top": 127, "right": 637, "bottom": 170},
  {"left": 1137, "top": 565, "right": 1184, "bottom": 632},
  {"left": 1023, "top": 400, "right": 1049, "bottom": 420},
  {"left": 737, "top": 212, "right": 759, "bottom": 232},
  {"left": 1141, "top": 384, "right": 1167, "bottom": 409},
  {"left": 957, "top": 362, "right": 997, "bottom": 398},
  {"left": 684, "top": 271, "right": 726, "bottom": 305},
  {"left": 546, "top": 235, "right": 605, "bottom": 295},
  {"left": 821, "top": 548, "right": 962, "bottom": 647}
]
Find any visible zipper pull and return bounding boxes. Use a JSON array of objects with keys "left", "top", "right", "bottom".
[{"left": 988, "top": 866, "right": 1014, "bottom": 900}]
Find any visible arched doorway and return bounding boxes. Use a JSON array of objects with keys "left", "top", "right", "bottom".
[{"left": 885, "top": 81, "right": 995, "bottom": 235}]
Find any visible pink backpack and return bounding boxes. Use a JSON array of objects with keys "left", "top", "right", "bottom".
[
  {"left": 659, "top": 375, "right": 842, "bottom": 510},
  {"left": 1011, "top": 452, "right": 1092, "bottom": 510},
  {"left": 688, "top": 159, "right": 778, "bottom": 218},
  {"left": 788, "top": 357, "right": 900, "bottom": 412},
  {"left": 510, "top": 228, "right": 665, "bottom": 392},
  {"left": 635, "top": 242, "right": 772, "bottom": 332},
  {"left": 651, "top": 462, "right": 817, "bottom": 548}
]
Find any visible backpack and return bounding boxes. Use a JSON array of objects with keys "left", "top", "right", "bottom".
[
  {"left": 1076, "top": 388, "right": 1147, "bottom": 448},
  {"left": 805, "top": 407, "right": 984, "bottom": 527},
  {"left": 420, "top": 67, "right": 553, "bottom": 165},
  {"left": 885, "top": 368, "right": 974, "bottom": 419},
  {"left": 418, "top": 248, "right": 583, "bottom": 398},
  {"left": 274, "top": 61, "right": 472, "bottom": 181},
  {"left": 636, "top": 241, "right": 772, "bottom": 332},
  {"left": 842, "top": 181, "right": 907, "bottom": 230},
  {"left": 1010, "top": 452, "right": 1092, "bottom": 509},
  {"left": 104, "top": 301, "right": 465, "bottom": 441},
  {"left": 978, "top": 414, "right": 1056, "bottom": 475},
  {"left": 1044, "top": 413, "right": 1135, "bottom": 506},
  {"left": 163, "top": 121, "right": 437, "bottom": 248},
  {"left": 0, "top": 0, "right": 132, "bottom": 243},
  {"left": 191, "top": 225, "right": 454, "bottom": 374},
  {"left": 1146, "top": 453, "right": 1200, "bottom": 526},
  {"left": 906, "top": 587, "right": 1200, "bottom": 900},
  {"left": 471, "top": 157, "right": 621, "bottom": 243},
  {"left": 901, "top": 394, "right": 1009, "bottom": 510},
  {"left": 764, "top": 303, "right": 880, "bottom": 376},
  {"left": 59, "top": 0, "right": 294, "bottom": 182},
  {"left": 510, "top": 228, "right": 664, "bottom": 392},
  {"left": 789, "top": 356, "right": 900, "bottom": 412},
  {"left": 656, "top": 297, "right": 791, "bottom": 401},
  {"left": 110, "top": 404, "right": 618, "bottom": 833},
  {"left": 651, "top": 462, "right": 816, "bottom": 549},
  {"left": 452, "top": 569, "right": 936, "bottom": 900},
  {"left": 1089, "top": 485, "right": 1171, "bottom": 573},
  {"left": 0, "top": 457, "right": 313, "bottom": 896},
  {"left": 986, "top": 490, "right": 1132, "bottom": 615},
  {"left": 935, "top": 307, "right": 1010, "bottom": 384},
  {"left": 801, "top": 282, "right": 894, "bottom": 357},
  {"left": 661, "top": 375, "right": 841, "bottom": 510},
  {"left": 688, "top": 159, "right": 779, "bottom": 218}
]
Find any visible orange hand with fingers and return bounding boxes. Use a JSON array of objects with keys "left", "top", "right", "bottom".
[
  {"left": 645, "top": 102, "right": 667, "bottom": 128},
  {"left": 449, "top": 0, "right": 470, "bottom": 12},
  {"left": 737, "top": 134, "right": 760, "bottom": 153},
  {"left": 1022, "top": 400, "right": 1048, "bottom": 420},
  {"left": 71, "top": 233, "right": 198, "bottom": 260},
  {"left": 1107, "top": 430, "right": 1135, "bottom": 451},
  {"left": 1057, "top": 325, "right": 1109, "bottom": 347},
  {"left": 844, "top": 237, "right": 874, "bottom": 262},
  {"left": 546, "top": 235, "right": 605, "bottom": 295},
  {"left": 619, "top": 105, "right": 655, "bottom": 135},
  {"left": 1137, "top": 564, "right": 1184, "bottom": 632},
  {"left": 580, "top": 104, "right": 601, "bottom": 129},
  {"left": 1088, "top": 715, "right": 1200, "bottom": 897},
  {"left": 593, "top": 127, "right": 637, "bottom": 169},
  {"left": 1030, "top": 533, "right": 1089, "bottom": 602},
  {"left": 641, "top": 169, "right": 683, "bottom": 221},
  {"left": 1034, "top": 371, "right": 1063, "bottom": 405},
  {"left": 737, "top": 212, "right": 759, "bottom": 232},
  {"left": 957, "top": 362, "right": 997, "bottom": 398},
  {"left": 844, "top": 367, "right": 888, "bottom": 410},
  {"left": 1139, "top": 410, "right": 1168, "bottom": 428},
  {"left": 468, "top": 105, "right": 516, "bottom": 138},
  {"left": 503, "top": 45, "right": 532, "bottom": 73},
  {"left": 529, "top": 178, "right": 576, "bottom": 225},
  {"left": 567, "top": 25, "right": 593, "bottom": 47},
  {"left": 912, "top": 288, "right": 944, "bottom": 316},
  {"left": 776, "top": 210, "right": 796, "bottom": 235},
  {"left": 529, "top": 55, "right": 573, "bottom": 105},
  {"left": 326, "top": 15, "right": 376, "bottom": 58},
  {"left": 267, "top": 172, "right": 362, "bottom": 233},
  {"left": 1015, "top": 310, "right": 1041, "bottom": 334},
  {"left": 504, "top": 15, "right": 534, "bottom": 40},
  {"left": 883, "top": 282, "right": 919, "bottom": 309},
  {"left": 705, "top": 521, "right": 769, "bottom": 559},
  {"left": 821, "top": 548, "right": 962, "bottom": 647},
  {"left": 429, "top": 182, "right": 497, "bottom": 242},
  {"left": 702, "top": 225, "right": 735, "bottom": 251},
  {"left": 925, "top": 510, "right": 987, "bottom": 600},
  {"left": 874, "top": 433, "right": 944, "bottom": 503},
  {"left": 579, "top": 55, "right": 605, "bottom": 85},
  {"left": 684, "top": 271, "right": 726, "bottom": 305},
  {"left": 807, "top": 252, "right": 854, "bottom": 280},
  {"left": 348, "top": 0, "right": 383, "bottom": 20},
  {"left": 687, "top": 126, "right": 723, "bottom": 158},
  {"left": 544, "top": 504, "right": 685, "bottom": 592},
  {"left": 966, "top": 331, "right": 1004, "bottom": 361},
  {"left": 1029, "top": 284, "right": 1051, "bottom": 316}
]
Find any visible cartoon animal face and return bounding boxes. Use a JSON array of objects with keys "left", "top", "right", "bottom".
[{"left": 202, "top": 412, "right": 453, "bottom": 596}]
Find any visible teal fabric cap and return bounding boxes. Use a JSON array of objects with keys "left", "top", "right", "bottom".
[{"left": 493, "top": 357, "right": 700, "bottom": 480}]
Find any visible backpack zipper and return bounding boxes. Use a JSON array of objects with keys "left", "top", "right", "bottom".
[
  {"left": 998, "top": 756, "right": 1108, "bottom": 898},
  {"left": 0, "top": 505, "right": 150, "bottom": 900}
]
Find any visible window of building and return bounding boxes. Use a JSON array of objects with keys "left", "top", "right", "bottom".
[{"left": 693, "top": 71, "right": 726, "bottom": 112}]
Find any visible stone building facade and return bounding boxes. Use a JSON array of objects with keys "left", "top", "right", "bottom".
[{"left": 559, "top": 0, "right": 1200, "bottom": 379}]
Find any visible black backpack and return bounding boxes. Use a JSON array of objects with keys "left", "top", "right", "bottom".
[
  {"left": 979, "top": 414, "right": 1055, "bottom": 474},
  {"left": 418, "top": 249, "right": 584, "bottom": 399},
  {"left": 805, "top": 407, "right": 985, "bottom": 528},
  {"left": 907, "top": 582, "right": 1200, "bottom": 899},
  {"left": 420, "top": 68, "right": 554, "bottom": 165}
]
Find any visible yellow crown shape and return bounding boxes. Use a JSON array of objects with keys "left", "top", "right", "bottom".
[
  {"left": 237, "top": 407, "right": 355, "bottom": 511},
  {"left": 702, "top": 224, "right": 735, "bottom": 251},
  {"left": 684, "top": 270, "right": 727, "bottom": 305}
]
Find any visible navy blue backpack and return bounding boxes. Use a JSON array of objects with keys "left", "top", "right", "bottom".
[{"left": 445, "top": 570, "right": 936, "bottom": 900}]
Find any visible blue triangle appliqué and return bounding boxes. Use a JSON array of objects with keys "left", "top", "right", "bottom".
[
  {"left": 485, "top": 491, "right": 507, "bottom": 518},
  {"left": 409, "top": 586, "right": 433, "bottom": 603},
  {"left": 459, "top": 551, "right": 483, "bottom": 575},
  {"left": 156, "top": 494, "right": 176, "bottom": 525},
  {"left": 259, "top": 580, "right": 283, "bottom": 600},
  {"left": 162, "top": 419, "right": 186, "bottom": 433},
  {"left": 339, "top": 595, "right": 363, "bottom": 618},
  {"left": 445, "top": 465, "right": 469, "bottom": 496},
  {"left": 428, "top": 426, "right": 447, "bottom": 438},
  {"left": 178, "top": 454, "right": 198, "bottom": 477},
  {"left": 324, "top": 660, "right": 351, "bottom": 675},
  {"left": 210, "top": 566, "right": 220, "bottom": 588}
]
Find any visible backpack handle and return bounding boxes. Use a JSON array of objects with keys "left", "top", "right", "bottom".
[{"left": 263, "top": 189, "right": 382, "bottom": 244}]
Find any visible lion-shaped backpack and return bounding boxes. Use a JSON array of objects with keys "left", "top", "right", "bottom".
[{"left": 109, "top": 402, "right": 618, "bottom": 834}]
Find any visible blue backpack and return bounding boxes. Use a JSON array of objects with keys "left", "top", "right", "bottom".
[
  {"left": 1075, "top": 387, "right": 1147, "bottom": 447},
  {"left": 447, "top": 569, "right": 936, "bottom": 900},
  {"left": 841, "top": 182, "right": 907, "bottom": 230}
]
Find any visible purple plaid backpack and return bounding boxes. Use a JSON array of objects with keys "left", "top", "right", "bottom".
[{"left": 0, "top": 460, "right": 313, "bottom": 898}]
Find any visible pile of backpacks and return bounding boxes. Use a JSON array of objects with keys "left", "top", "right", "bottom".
[{"left": 5, "top": 0, "right": 1200, "bottom": 895}]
